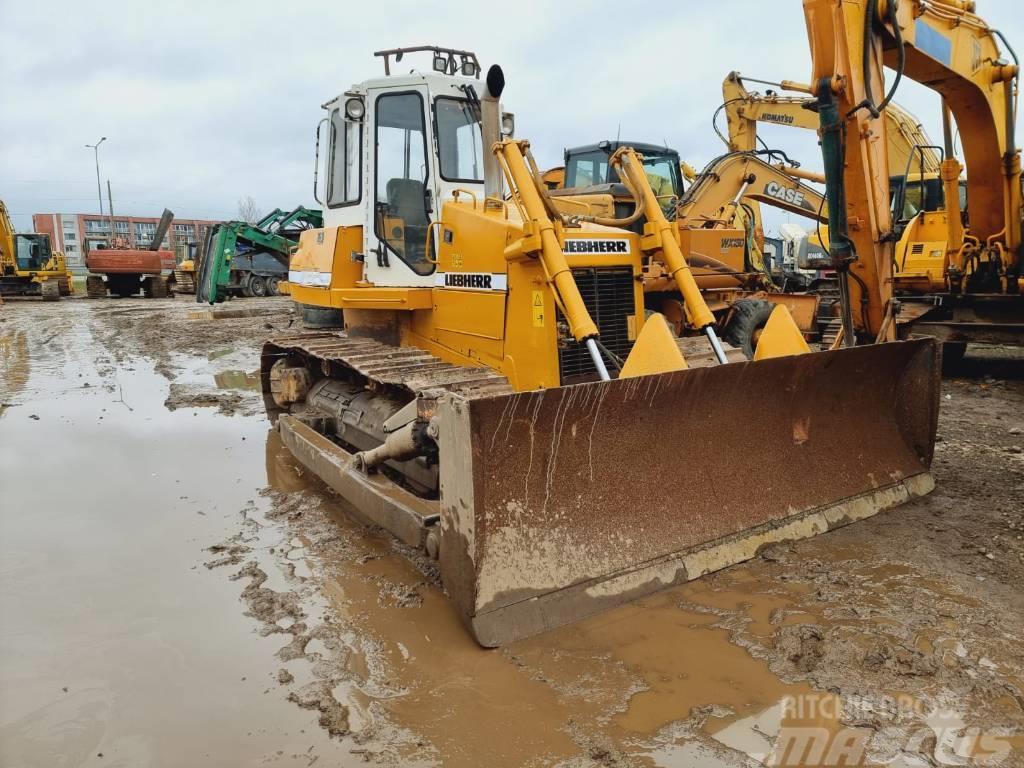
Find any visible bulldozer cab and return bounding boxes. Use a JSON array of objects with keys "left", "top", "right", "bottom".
[
  {"left": 310, "top": 47, "right": 512, "bottom": 291},
  {"left": 560, "top": 141, "right": 684, "bottom": 216}
]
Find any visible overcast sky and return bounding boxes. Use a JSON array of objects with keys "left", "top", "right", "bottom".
[{"left": 3, "top": 0, "right": 1021, "bottom": 232}]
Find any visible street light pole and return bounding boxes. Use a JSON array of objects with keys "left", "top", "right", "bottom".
[{"left": 85, "top": 137, "right": 107, "bottom": 216}]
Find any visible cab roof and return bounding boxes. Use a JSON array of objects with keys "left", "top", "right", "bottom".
[
  {"left": 565, "top": 141, "right": 680, "bottom": 160},
  {"left": 324, "top": 71, "right": 481, "bottom": 111}
]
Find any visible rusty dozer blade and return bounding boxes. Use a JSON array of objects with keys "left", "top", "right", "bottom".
[{"left": 438, "top": 338, "right": 940, "bottom": 647}]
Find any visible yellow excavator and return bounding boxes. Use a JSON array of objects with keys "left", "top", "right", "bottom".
[
  {"left": 265, "top": 45, "right": 940, "bottom": 647},
  {"left": 1, "top": 201, "right": 73, "bottom": 301},
  {"left": 719, "top": 70, "right": 965, "bottom": 276},
  {"left": 804, "top": 0, "right": 1022, "bottom": 350}
]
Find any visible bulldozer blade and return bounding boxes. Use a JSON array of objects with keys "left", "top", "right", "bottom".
[{"left": 438, "top": 338, "right": 940, "bottom": 647}]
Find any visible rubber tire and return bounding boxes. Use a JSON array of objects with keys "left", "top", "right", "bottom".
[
  {"left": 249, "top": 275, "right": 268, "bottom": 298},
  {"left": 240, "top": 274, "right": 254, "bottom": 297},
  {"left": 40, "top": 280, "right": 60, "bottom": 302},
  {"left": 301, "top": 305, "right": 345, "bottom": 329},
  {"left": 266, "top": 277, "right": 280, "bottom": 296},
  {"left": 723, "top": 299, "right": 775, "bottom": 360}
]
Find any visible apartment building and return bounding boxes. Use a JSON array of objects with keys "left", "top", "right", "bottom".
[{"left": 32, "top": 212, "right": 220, "bottom": 273}]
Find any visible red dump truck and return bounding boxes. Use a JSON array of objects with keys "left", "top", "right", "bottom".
[{"left": 85, "top": 209, "right": 177, "bottom": 298}]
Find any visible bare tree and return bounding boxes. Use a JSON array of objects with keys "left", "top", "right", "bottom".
[{"left": 237, "top": 196, "right": 263, "bottom": 224}]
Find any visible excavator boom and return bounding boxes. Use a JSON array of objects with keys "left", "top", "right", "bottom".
[
  {"left": 804, "top": 0, "right": 1022, "bottom": 343},
  {"left": 721, "top": 70, "right": 943, "bottom": 176}
]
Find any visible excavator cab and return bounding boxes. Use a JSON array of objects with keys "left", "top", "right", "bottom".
[
  {"left": 13, "top": 234, "right": 52, "bottom": 273},
  {"left": 265, "top": 49, "right": 941, "bottom": 647}
]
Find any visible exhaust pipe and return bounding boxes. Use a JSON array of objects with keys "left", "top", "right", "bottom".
[{"left": 482, "top": 65, "right": 505, "bottom": 200}]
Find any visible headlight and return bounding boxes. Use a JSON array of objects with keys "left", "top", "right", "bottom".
[
  {"left": 501, "top": 112, "right": 515, "bottom": 137},
  {"left": 345, "top": 98, "right": 365, "bottom": 120}
]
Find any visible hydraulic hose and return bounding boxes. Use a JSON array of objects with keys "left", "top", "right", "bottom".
[
  {"left": 855, "top": 0, "right": 905, "bottom": 118},
  {"left": 816, "top": 79, "right": 858, "bottom": 347},
  {"left": 544, "top": 149, "right": 649, "bottom": 229}
]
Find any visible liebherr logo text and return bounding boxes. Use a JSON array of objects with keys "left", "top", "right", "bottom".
[
  {"left": 436, "top": 272, "right": 508, "bottom": 291},
  {"left": 446, "top": 273, "right": 492, "bottom": 288},
  {"left": 763, "top": 113, "right": 796, "bottom": 125},
  {"left": 563, "top": 239, "right": 631, "bottom": 255},
  {"left": 765, "top": 181, "right": 807, "bottom": 207}
]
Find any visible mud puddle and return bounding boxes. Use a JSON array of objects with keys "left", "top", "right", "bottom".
[{"left": 0, "top": 303, "right": 340, "bottom": 766}]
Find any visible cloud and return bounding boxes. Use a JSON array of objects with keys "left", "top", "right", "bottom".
[{"left": 2, "top": 0, "right": 1021, "bottom": 233}]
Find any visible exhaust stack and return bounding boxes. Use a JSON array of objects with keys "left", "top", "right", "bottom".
[{"left": 482, "top": 65, "right": 505, "bottom": 201}]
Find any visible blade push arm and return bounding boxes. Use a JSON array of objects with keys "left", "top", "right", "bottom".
[
  {"left": 611, "top": 148, "right": 729, "bottom": 363},
  {"left": 496, "top": 139, "right": 610, "bottom": 379}
]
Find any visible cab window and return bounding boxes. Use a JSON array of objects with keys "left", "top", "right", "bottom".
[
  {"left": 639, "top": 155, "right": 683, "bottom": 211},
  {"left": 327, "top": 108, "right": 361, "bottom": 207},
  {"left": 375, "top": 91, "right": 433, "bottom": 275},
  {"left": 435, "top": 97, "right": 483, "bottom": 182},
  {"left": 565, "top": 150, "right": 681, "bottom": 213},
  {"left": 891, "top": 178, "right": 945, "bottom": 222},
  {"left": 15, "top": 235, "right": 50, "bottom": 271},
  {"left": 565, "top": 151, "right": 608, "bottom": 188}
]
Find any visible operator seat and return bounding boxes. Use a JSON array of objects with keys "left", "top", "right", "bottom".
[{"left": 386, "top": 178, "right": 429, "bottom": 265}]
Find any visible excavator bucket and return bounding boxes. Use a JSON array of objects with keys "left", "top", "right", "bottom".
[{"left": 438, "top": 338, "right": 940, "bottom": 646}]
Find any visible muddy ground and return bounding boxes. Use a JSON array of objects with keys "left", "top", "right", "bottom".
[{"left": 1, "top": 295, "right": 1022, "bottom": 767}]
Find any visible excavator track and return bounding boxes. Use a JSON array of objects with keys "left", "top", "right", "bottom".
[{"left": 173, "top": 269, "right": 196, "bottom": 294}]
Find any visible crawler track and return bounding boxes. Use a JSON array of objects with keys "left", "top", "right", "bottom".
[{"left": 261, "top": 333, "right": 514, "bottom": 406}]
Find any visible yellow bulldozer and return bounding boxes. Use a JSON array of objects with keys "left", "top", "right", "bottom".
[
  {"left": 264, "top": 45, "right": 940, "bottom": 647},
  {"left": 1, "top": 200, "right": 74, "bottom": 301}
]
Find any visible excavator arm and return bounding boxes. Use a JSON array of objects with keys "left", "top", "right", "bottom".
[
  {"left": 721, "top": 70, "right": 943, "bottom": 175},
  {"left": 0, "top": 201, "right": 15, "bottom": 272},
  {"left": 676, "top": 151, "right": 828, "bottom": 281},
  {"left": 885, "top": 0, "right": 1020, "bottom": 260},
  {"left": 804, "top": 0, "right": 1021, "bottom": 342},
  {"left": 679, "top": 152, "right": 828, "bottom": 225}
]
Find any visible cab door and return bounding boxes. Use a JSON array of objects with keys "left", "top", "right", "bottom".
[{"left": 364, "top": 86, "right": 437, "bottom": 288}]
